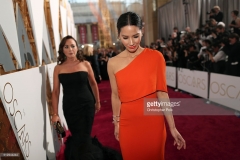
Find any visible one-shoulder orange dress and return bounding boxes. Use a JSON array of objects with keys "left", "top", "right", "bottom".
[{"left": 115, "top": 48, "right": 168, "bottom": 160}]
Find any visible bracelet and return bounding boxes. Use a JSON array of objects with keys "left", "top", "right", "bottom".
[
  {"left": 52, "top": 113, "right": 58, "bottom": 116},
  {"left": 113, "top": 115, "right": 120, "bottom": 117},
  {"left": 112, "top": 120, "right": 120, "bottom": 124}
]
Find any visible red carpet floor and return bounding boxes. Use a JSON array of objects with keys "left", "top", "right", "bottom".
[{"left": 57, "top": 80, "right": 240, "bottom": 160}]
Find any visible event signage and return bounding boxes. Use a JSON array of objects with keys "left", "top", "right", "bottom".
[
  {"left": 0, "top": 67, "right": 46, "bottom": 160},
  {"left": 166, "top": 66, "right": 176, "bottom": 88},
  {"left": 209, "top": 73, "right": 240, "bottom": 111},
  {"left": 177, "top": 68, "right": 208, "bottom": 99}
]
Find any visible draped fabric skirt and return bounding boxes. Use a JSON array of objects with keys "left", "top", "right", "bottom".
[{"left": 119, "top": 92, "right": 167, "bottom": 160}]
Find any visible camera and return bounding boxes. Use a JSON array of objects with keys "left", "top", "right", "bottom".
[
  {"left": 207, "top": 8, "right": 216, "bottom": 14},
  {"left": 203, "top": 47, "right": 213, "bottom": 53}
]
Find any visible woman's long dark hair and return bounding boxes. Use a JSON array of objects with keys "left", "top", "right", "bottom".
[{"left": 57, "top": 35, "right": 84, "bottom": 64}]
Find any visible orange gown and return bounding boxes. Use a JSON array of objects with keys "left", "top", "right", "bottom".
[{"left": 115, "top": 48, "right": 168, "bottom": 160}]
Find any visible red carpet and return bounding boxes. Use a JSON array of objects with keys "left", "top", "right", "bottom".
[{"left": 57, "top": 80, "right": 240, "bottom": 160}]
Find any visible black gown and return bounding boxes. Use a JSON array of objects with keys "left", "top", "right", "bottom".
[{"left": 58, "top": 71, "right": 122, "bottom": 160}]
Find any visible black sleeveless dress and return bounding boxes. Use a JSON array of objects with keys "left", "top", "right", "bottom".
[
  {"left": 59, "top": 71, "right": 99, "bottom": 159},
  {"left": 58, "top": 71, "right": 122, "bottom": 160}
]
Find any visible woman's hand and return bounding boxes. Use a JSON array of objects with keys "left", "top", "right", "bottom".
[
  {"left": 170, "top": 127, "right": 186, "bottom": 150},
  {"left": 51, "top": 115, "right": 60, "bottom": 128},
  {"left": 114, "top": 123, "right": 119, "bottom": 141},
  {"left": 95, "top": 102, "right": 101, "bottom": 113}
]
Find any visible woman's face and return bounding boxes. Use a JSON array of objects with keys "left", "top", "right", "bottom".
[
  {"left": 63, "top": 39, "right": 78, "bottom": 58},
  {"left": 119, "top": 25, "right": 142, "bottom": 53}
]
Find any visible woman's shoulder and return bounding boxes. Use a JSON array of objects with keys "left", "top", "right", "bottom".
[
  {"left": 107, "top": 51, "right": 127, "bottom": 69},
  {"left": 145, "top": 48, "right": 164, "bottom": 59}
]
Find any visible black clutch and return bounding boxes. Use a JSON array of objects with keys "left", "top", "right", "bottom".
[{"left": 55, "top": 121, "right": 66, "bottom": 138}]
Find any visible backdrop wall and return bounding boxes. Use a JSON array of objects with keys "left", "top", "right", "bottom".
[{"left": 0, "top": 0, "right": 76, "bottom": 159}]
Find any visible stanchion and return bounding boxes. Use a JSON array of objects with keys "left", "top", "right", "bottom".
[{"left": 206, "top": 64, "right": 211, "bottom": 104}]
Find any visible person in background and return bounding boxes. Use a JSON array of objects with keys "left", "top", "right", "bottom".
[
  {"left": 206, "top": 42, "right": 226, "bottom": 74},
  {"left": 156, "top": 38, "right": 166, "bottom": 52},
  {"left": 185, "top": 44, "right": 202, "bottom": 70},
  {"left": 215, "top": 25, "right": 230, "bottom": 41},
  {"left": 212, "top": 6, "right": 224, "bottom": 22},
  {"left": 99, "top": 49, "right": 109, "bottom": 80},
  {"left": 209, "top": 18, "right": 218, "bottom": 28},
  {"left": 173, "top": 27, "right": 181, "bottom": 44},
  {"left": 229, "top": 10, "right": 240, "bottom": 36},
  {"left": 107, "top": 11, "right": 186, "bottom": 160},
  {"left": 83, "top": 45, "right": 101, "bottom": 83},
  {"left": 198, "top": 39, "right": 211, "bottom": 60},
  {"left": 185, "top": 26, "right": 191, "bottom": 33},
  {"left": 107, "top": 47, "right": 117, "bottom": 58},
  {"left": 225, "top": 33, "right": 240, "bottom": 76}
]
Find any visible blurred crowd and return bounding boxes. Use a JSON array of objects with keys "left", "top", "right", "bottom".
[
  {"left": 81, "top": 46, "right": 118, "bottom": 83},
  {"left": 147, "top": 6, "right": 240, "bottom": 77}
]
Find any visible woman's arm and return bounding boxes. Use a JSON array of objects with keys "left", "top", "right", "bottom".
[
  {"left": 107, "top": 59, "right": 121, "bottom": 140},
  {"left": 85, "top": 61, "right": 101, "bottom": 112},
  {"left": 107, "top": 59, "right": 121, "bottom": 121},
  {"left": 51, "top": 66, "right": 61, "bottom": 122},
  {"left": 157, "top": 91, "right": 186, "bottom": 150},
  {"left": 157, "top": 91, "right": 175, "bottom": 129}
]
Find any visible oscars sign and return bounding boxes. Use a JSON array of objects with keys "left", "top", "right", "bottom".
[
  {"left": 0, "top": 67, "right": 46, "bottom": 159},
  {"left": 178, "top": 68, "right": 208, "bottom": 99},
  {"left": 209, "top": 73, "right": 240, "bottom": 111}
]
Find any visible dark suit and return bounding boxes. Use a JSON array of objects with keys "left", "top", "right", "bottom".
[
  {"left": 213, "top": 11, "right": 224, "bottom": 22},
  {"left": 225, "top": 42, "right": 240, "bottom": 76},
  {"left": 107, "top": 51, "right": 116, "bottom": 58}
]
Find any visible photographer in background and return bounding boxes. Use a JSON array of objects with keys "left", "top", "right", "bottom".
[
  {"left": 173, "top": 27, "right": 181, "bottom": 44},
  {"left": 210, "top": 18, "right": 218, "bottom": 28},
  {"left": 229, "top": 10, "right": 240, "bottom": 36},
  {"left": 185, "top": 44, "right": 202, "bottom": 70},
  {"left": 206, "top": 42, "right": 226, "bottom": 74},
  {"left": 198, "top": 39, "right": 211, "bottom": 59},
  {"left": 215, "top": 25, "right": 230, "bottom": 41},
  {"left": 225, "top": 33, "right": 240, "bottom": 76},
  {"left": 209, "top": 6, "right": 224, "bottom": 22}
]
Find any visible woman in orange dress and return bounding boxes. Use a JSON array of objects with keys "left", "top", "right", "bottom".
[{"left": 107, "top": 12, "right": 186, "bottom": 160}]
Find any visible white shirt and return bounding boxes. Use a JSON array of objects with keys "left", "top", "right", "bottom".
[{"left": 213, "top": 47, "right": 226, "bottom": 62}]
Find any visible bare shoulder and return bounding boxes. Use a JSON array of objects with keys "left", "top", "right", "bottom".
[
  {"left": 83, "top": 60, "right": 91, "bottom": 67},
  {"left": 82, "top": 60, "right": 92, "bottom": 72},
  {"left": 54, "top": 64, "right": 61, "bottom": 73},
  {"left": 108, "top": 51, "right": 126, "bottom": 68}
]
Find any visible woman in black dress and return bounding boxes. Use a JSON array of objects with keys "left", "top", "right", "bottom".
[{"left": 51, "top": 35, "right": 101, "bottom": 159}]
